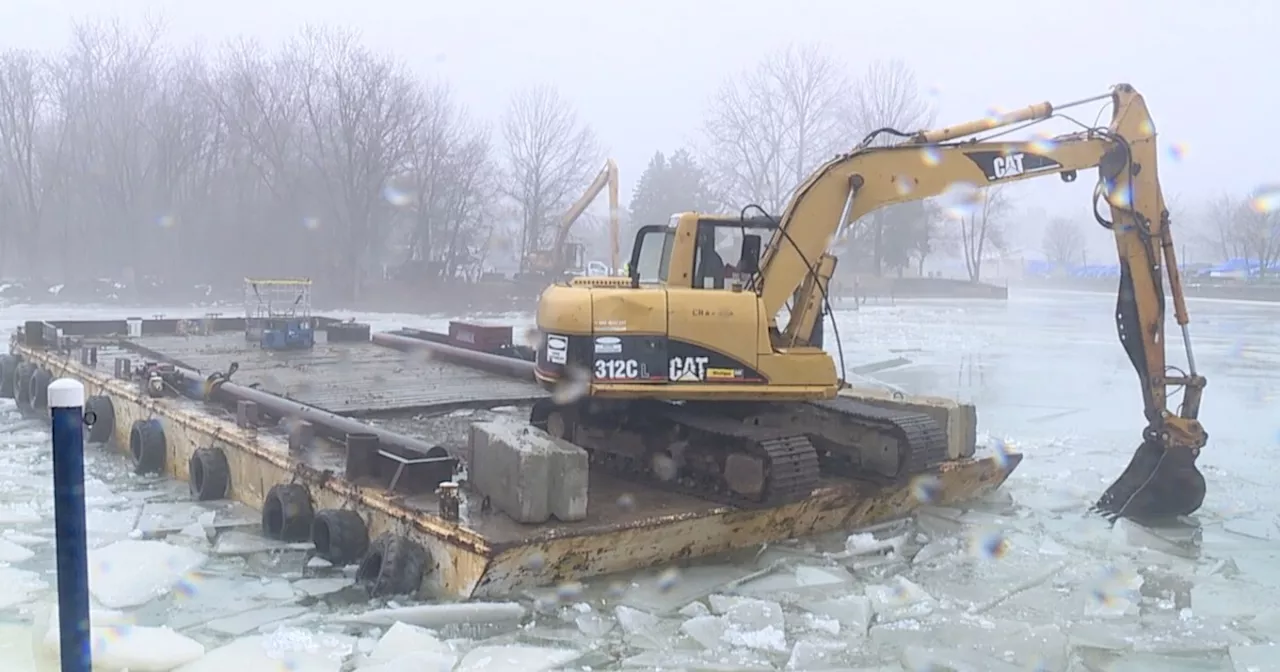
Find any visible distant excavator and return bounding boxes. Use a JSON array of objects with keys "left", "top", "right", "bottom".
[
  {"left": 531, "top": 84, "right": 1207, "bottom": 522},
  {"left": 522, "top": 159, "right": 621, "bottom": 280}
]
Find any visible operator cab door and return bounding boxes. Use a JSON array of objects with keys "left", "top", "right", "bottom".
[
  {"left": 587, "top": 225, "right": 673, "bottom": 384},
  {"left": 664, "top": 218, "right": 766, "bottom": 384}
]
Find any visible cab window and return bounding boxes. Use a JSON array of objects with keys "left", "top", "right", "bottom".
[{"left": 632, "top": 228, "right": 676, "bottom": 283}]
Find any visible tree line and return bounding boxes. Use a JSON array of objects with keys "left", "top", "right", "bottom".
[
  {"left": 6, "top": 22, "right": 1268, "bottom": 300},
  {"left": 1042, "top": 189, "right": 1280, "bottom": 278},
  {"left": 0, "top": 20, "right": 605, "bottom": 301}
]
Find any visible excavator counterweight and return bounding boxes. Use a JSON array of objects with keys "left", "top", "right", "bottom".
[{"left": 531, "top": 84, "right": 1206, "bottom": 522}]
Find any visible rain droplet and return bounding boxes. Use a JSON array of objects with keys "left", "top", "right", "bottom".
[
  {"left": 156, "top": 214, "right": 177, "bottom": 229},
  {"left": 1248, "top": 184, "right": 1280, "bottom": 214},
  {"left": 551, "top": 366, "right": 590, "bottom": 405},
  {"left": 919, "top": 146, "right": 941, "bottom": 167},
  {"left": 651, "top": 454, "right": 678, "bottom": 482},
  {"left": 521, "top": 327, "right": 542, "bottom": 349},
  {"left": 937, "top": 182, "right": 983, "bottom": 220},
  {"left": 1167, "top": 142, "right": 1188, "bottom": 162},
  {"left": 615, "top": 493, "right": 636, "bottom": 512},
  {"left": 656, "top": 567, "right": 681, "bottom": 592},
  {"left": 382, "top": 183, "right": 413, "bottom": 207},
  {"left": 524, "top": 552, "right": 546, "bottom": 571},
  {"left": 556, "top": 581, "right": 585, "bottom": 602},
  {"left": 967, "top": 528, "right": 1008, "bottom": 560},
  {"left": 910, "top": 474, "right": 941, "bottom": 503},
  {"left": 988, "top": 436, "right": 1015, "bottom": 471},
  {"left": 302, "top": 216, "right": 321, "bottom": 231}
]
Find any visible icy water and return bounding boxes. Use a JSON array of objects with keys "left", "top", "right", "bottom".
[{"left": 1, "top": 289, "right": 1278, "bottom": 671}]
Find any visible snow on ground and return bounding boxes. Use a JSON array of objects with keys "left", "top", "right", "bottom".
[{"left": 1, "top": 292, "right": 1278, "bottom": 670}]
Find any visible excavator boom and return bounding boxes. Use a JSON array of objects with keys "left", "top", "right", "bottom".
[
  {"left": 529, "top": 159, "right": 621, "bottom": 275},
  {"left": 755, "top": 83, "right": 1205, "bottom": 520}
]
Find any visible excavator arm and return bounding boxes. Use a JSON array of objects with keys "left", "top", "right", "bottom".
[
  {"left": 542, "top": 159, "right": 621, "bottom": 273},
  {"left": 755, "top": 84, "right": 1206, "bottom": 520}
]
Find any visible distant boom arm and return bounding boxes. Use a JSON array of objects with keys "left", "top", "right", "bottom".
[
  {"left": 757, "top": 84, "right": 1206, "bottom": 472},
  {"left": 550, "top": 159, "right": 621, "bottom": 271}
]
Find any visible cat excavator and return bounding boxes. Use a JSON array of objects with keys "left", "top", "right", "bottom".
[
  {"left": 531, "top": 83, "right": 1207, "bottom": 522},
  {"left": 523, "top": 159, "right": 621, "bottom": 279}
]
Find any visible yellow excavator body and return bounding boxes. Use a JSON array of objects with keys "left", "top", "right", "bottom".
[{"left": 532, "top": 84, "right": 1207, "bottom": 521}]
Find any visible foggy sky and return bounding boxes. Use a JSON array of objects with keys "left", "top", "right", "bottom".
[{"left": 3, "top": 0, "right": 1275, "bottom": 261}]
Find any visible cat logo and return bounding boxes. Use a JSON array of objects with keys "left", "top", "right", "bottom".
[
  {"left": 966, "top": 150, "right": 1062, "bottom": 182},
  {"left": 669, "top": 356, "right": 709, "bottom": 382}
]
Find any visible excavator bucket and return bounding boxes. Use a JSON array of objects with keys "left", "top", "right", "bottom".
[{"left": 1094, "top": 439, "right": 1206, "bottom": 522}]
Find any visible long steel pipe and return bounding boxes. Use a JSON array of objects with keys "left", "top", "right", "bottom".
[
  {"left": 172, "top": 368, "right": 446, "bottom": 456},
  {"left": 371, "top": 332, "right": 536, "bottom": 381}
]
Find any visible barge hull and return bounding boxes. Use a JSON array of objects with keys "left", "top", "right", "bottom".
[{"left": 8, "top": 317, "right": 1018, "bottom": 598}]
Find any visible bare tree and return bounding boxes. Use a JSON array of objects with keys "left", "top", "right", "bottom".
[
  {"left": 399, "top": 82, "right": 495, "bottom": 280},
  {"left": 500, "top": 85, "right": 599, "bottom": 270},
  {"left": 841, "top": 58, "right": 936, "bottom": 275},
  {"left": 0, "top": 49, "right": 61, "bottom": 274},
  {"left": 956, "top": 185, "right": 1010, "bottom": 282},
  {"left": 1233, "top": 191, "right": 1280, "bottom": 278},
  {"left": 701, "top": 44, "right": 850, "bottom": 213},
  {"left": 1043, "top": 217, "right": 1086, "bottom": 266}
]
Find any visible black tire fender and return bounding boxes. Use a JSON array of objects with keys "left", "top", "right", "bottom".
[
  {"left": 311, "top": 509, "right": 369, "bottom": 566},
  {"left": 84, "top": 395, "right": 115, "bottom": 444},
  {"left": 130, "top": 419, "right": 166, "bottom": 475},
  {"left": 29, "top": 368, "right": 53, "bottom": 411},
  {"left": 13, "top": 362, "right": 35, "bottom": 410},
  {"left": 189, "top": 446, "right": 230, "bottom": 501},
  {"left": 262, "top": 483, "right": 313, "bottom": 542},
  {"left": 0, "top": 354, "right": 17, "bottom": 399},
  {"left": 356, "top": 532, "right": 430, "bottom": 597}
]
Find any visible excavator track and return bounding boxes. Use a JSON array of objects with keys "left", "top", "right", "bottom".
[
  {"left": 805, "top": 396, "right": 950, "bottom": 482},
  {"left": 531, "top": 399, "right": 821, "bottom": 508}
]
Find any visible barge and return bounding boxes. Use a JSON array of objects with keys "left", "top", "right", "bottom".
[{"left": 2, "top": 314, "right": 1019, "bottom": 600}]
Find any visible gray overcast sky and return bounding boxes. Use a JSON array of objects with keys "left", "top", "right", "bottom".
[{"left": 3, "top": 0, "right": 1275, "bottom": 257}]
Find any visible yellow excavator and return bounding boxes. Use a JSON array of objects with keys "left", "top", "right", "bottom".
[
  {"left": 523, "top": 159, "right": 621, "bottom": 279},
  {"left": 531, "top": 84, "right": 1207, "bottom": 521}
]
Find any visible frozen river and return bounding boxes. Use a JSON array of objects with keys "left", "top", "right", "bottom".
[{"left": 1, "top": 288, "right": 1278, "bottom": 671}]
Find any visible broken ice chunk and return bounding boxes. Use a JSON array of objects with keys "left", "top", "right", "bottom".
[
  {"left": 0, "top": 566, "right": 49, "bottom": 610},
  {"left": 0, "top": 536, "right": 35, "bottom": 563},
  {"left": 205, "top": 606, "right": 309, "bottom": 636},
  {"left": 901, "top": 645, "right": 1024, "bottom": 672},
  {"left": 174, "top": 628, "right": 355, "bottom": 671},
  {"left": 574, "top": 610, "right": 616, "bottom": 637},
  {"left": 796, "top": 594, "right": 873, "bottom": 636},
  {"left": 44, "top": 623, "right": 206, "bottom": 671},
  {"left": 293, "top": 578, "right": 351, "bottom": 597},
  {"left": 455, "top": 645, "right": 581, "bottom": 671},
  {"left": 360, "top": 621, "right": 457, "bottom": 670},
  {"left": 341, "top": 602, "right": 526, "bottom": 629},
  {"left": 865, "top": 576, "right": 935, "bottom": 622},
  {"left": 680, "top": 614, "right": 730, "bottom": 650},
  {"left": 613, "top": 605, "right": 678, "bottom": 650},
  {"left": 213, "top": 529, "right": 311, "bottom": 555},
  {"left": 786, "top": 639, "right": 848, "bottom": 671},
  {"left": 88, "top": 539, "right": 206, "bottom": 609},
  {"left": 720, "top": 597, "right": 787, "bottom": 653},
  {"left": 1082, "top": 566, "right": 1143, "bottom": 618}
]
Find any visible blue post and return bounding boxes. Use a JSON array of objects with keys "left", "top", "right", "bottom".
[{"left": 49, "top": 378, "right": 92, "bottom": 672}]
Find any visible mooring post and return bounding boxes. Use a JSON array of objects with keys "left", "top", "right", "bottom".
[{"left": 48, "top": 378, "right": 92, "bottom": 672}]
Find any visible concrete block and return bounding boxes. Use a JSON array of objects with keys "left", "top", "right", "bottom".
[
  {"left": 838, "top": 387, "right": 977, "bottom": 459},
  {"left": 467, "top": 419, "right": 589, "bottom": 524}
]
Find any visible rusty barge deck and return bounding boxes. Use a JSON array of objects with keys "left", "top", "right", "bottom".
[{"left": 3, "top": 316, "right": 1019, "bottom": 599}]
